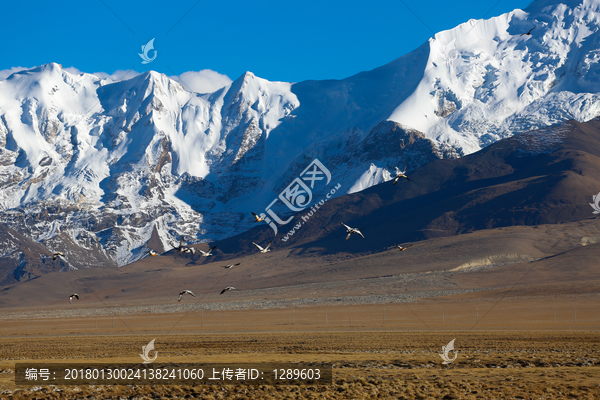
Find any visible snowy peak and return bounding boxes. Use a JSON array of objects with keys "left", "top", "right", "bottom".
[
  {"left": 223, "top": 71, "right": 298, "bottom": 132},
  {"left": 98, "top": 70, "right": 187, "bottom": 118},
  {"left": 388, "top": 0, "right": 600, "bottom": 154},
  {"left": 210, "top": 71, "right": 298, "bottom": 171},
  {"left": 227, "top": 71, "right": 257, "bottom": 99},
  {"left": 525, "top": 0, "right": 598, "bottom": 11}
]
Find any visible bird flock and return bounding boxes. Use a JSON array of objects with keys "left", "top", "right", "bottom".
[{"left": 57, "top": 168, "right": 413, "bottom": 305}]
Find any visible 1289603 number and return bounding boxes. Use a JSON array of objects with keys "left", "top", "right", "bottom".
[{"left": 273, "top": 369, "right": 321, "bottom": 380}]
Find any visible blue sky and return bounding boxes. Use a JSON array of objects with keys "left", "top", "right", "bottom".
[{"left": 1, "top": 0, "right": 532, "bottom": 84}]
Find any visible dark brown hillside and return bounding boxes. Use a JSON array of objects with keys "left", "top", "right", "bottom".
[{"left": 214, "top": 119, "right": 600, "bottom": 257}]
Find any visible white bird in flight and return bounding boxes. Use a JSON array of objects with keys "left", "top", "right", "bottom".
[
  {"left": 252, "top": 241, "right": 272, "bottom": 253},
  {"left": 394, "top": 243, "right": 413, "bottom": 252},
  {"left": 221, "top": 263, "right": 241, "bottom": 269},
  {"left": 147, "top": 250, "right": 159, "bottom": 256},
  {"left": 198, "top": 246, "right": 217, "bottom": 257},
  {"left": 392, "top": 167, "right": 410, "bottom": 185},
  {"left": 251, "top": 212, "right": 265, "bottom": 222},
  {"left": 172, "top": 237, "right": 186, "bottom": 252},
  {"left": 341, "top": 223, "right": 364, "bottom": 241},
  {"left": 53, "top": 252, "right": 64, "bottom": 261},
  {"left": 178, "top": 290, "right": 195, "bottom": 302},
  {"left": 69, "top": 293, "right": 79, "bottom": 304},
  {"left": 183, "top": 247, "right": 196, "bottom": 255},
  {"left": 220, "top": 287, "right": 236, "bottom": 294}
]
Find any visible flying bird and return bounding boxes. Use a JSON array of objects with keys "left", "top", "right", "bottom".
[
  {"left": 251, "top": 212, "right": 265, "bottom": 222},
  {"left": 392, "top": 168, "right": 410, "bottom": 185},
  {"left": 221, "top": 263, "right": 241, "bottom": 269},
  {"left": 53, "top": 252, "right": 64, "bottom": 261},
  {"left": 394, "top": 243, "right": 413, "bottom": 252},
  {"left": 341, "top": 223, "right": 364, "bottom": 241},
  {"left": 147, "top": 250, "right": 159, "bottom": 256},
  {"left": 520, "top": 26, "right": 536, "bottom": 36},
  {"left": 198, "top": 246, "right": 217, "bottom": 257},
  {"left": 220, "top": 287, "right": 236, "bottom": 294},
  {"left": 183, "top": 247, "right": 196, "bottom": 255},
  {"left": 178, "top": 290, "right": 196, "bottom": 302},
  {"left": 252, "top": 241, "right": 272, "bottom": 253},
  {"left": 69, "top": 293, "right": 79, "bottom": 304},
  {"left": 172, "top": 237, "right": 186, "bottom": 252}
]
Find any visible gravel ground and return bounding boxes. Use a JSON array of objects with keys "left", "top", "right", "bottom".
[{"left": 0, "top": 268, "right": 510, "bottom": 320}]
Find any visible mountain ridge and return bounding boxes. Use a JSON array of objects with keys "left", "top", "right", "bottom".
[{"left": 1, "top": 0, "right": 600, "bottom": 277}]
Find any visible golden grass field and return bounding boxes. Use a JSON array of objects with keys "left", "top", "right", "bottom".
[{"left": 1, "top": 296, "right": 599, "bottom": 399}]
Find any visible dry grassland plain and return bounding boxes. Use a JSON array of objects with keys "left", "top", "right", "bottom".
[{"left": 1, "top": 296, "right": 599, "bottom": 400}]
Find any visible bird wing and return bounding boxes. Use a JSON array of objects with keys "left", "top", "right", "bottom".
[
  {"left": 356, "top": 230, "right": 365, "bottom": 239},
  {"left": 341, "top": 222, "right": 351, "bottom": 230},
  {"left": 74, "top": 294, "right": 79, "bottom": 299},
  {"left": 189, "top": 291, "right": 196, "bottom": 297},
  {"left": 264, "top": 241, "right": 272, "bottom": 250},
  {"left": 235, "top": 263, "right": 241, "bottom": 266},
  {"left": 210, "top": 246, "right": 217, "bottom": 251},
  {"left": 220, "top": 288, "right": 227, "bottom": 294},
  {"left": 189, "top": 248, "right": 196, "bottom": 255},
  {"left": 179, "top": 237, "right": 185, "bottom": 248},
  {"left": 252, "top": 242, "right": 264, "bottom": 251},
  {"left": 346, "top": 232, "right": 351, "bottom": 241},
  {"left": 393, "top": 177, "right": 399, "bottom": 185},
  {"left": 178, "top": 294, "right": 182, "bottom": 302},
  {"left": 251, "top": 211, "right": 259, "bottom": 221},
  {"left": 69, "top": 296, "right": 72, "bottom": 304}
]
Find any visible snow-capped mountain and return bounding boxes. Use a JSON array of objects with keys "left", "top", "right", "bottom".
[
  {"left": 1, "top": 0, "right": 600, "bottom": 273},
  {"left": 389, "top": 0, "right": 600, "bottom": 153}
]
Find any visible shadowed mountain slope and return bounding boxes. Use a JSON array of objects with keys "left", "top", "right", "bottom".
[{"left": 214, "top": 118, "right": 600, "bottom": 257}]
